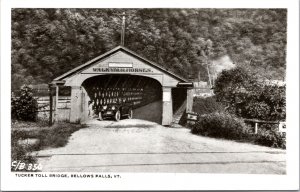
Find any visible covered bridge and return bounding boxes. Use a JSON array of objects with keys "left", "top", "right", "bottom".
[{"left": 51, "top": 46, "right": 194, "bottom": 125}]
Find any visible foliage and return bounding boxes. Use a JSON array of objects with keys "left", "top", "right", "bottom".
[
  {"left": 255, "top": 129, "right": 286, "bottom": 149},
  {"left": 214, "top": 67, "right": 286, "bottom": 121},
  {"left": 191, "top": 112, "right": 285, "bottom": 149},
  {"left": 11, "top": 9, "right": 286, "bottom": 91},
  {"left": 214, "top": 67, "right": 257, "bottom": 112},
  {"left": 11, "top": 85, "right": 38, "bottom": 121},
  {"left": 192, "top": 96, "right": 225, "bottom": 115},
  {"left": 191, "top": 112, "right": 251, "bottom": 140},
  {"left": 243, "top": 84, "right": 286, "bottom": 121}
]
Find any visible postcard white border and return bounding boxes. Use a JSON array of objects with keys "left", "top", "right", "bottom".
[{"left": 1, "top": 0, "right": 299, "bottom": 190}]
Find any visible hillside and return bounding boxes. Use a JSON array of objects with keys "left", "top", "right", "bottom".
[{"left": 11, "top": 9, "right": 286, "bottom": 90}]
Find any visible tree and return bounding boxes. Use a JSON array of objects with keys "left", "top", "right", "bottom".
[
  {"left": 214, "top": 67, "right": 286, "bottom": 121},
  {"left": 11, "top": 9, "right": 287, "bottom": 90},
  {"left": 214, "top": 67, "right": 256, "bottom": 114}
]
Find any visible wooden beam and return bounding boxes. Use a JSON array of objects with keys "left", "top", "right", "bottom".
[
  {"left": 135, "top": 77, "right": 143, "bottom": 88},
  {"left": 255, "top": 123, "right": 258, "bottom": 134},
  {"left": 48, "top": 84, "right": 53, "bottom": 126},
  {"left": 244, "top": 118, "right": 279, "bottom": 124},
  {"left": 126, "top": 76, "right": 138, "bottom": 88},
  {"left": 112, "top": 76, "right": 122, "bottom": 89},
  {"left": 55, "top": 85, "right": 59, "bottom": 122},
  {"left": 103, "top": 75, "right": 113, "bottom": 89},
  {"left": 119, "top": 76, "right": 131, "bottom": 90},
  {"left": 140, "top": 78, "right": 150, "bottom": 89}
]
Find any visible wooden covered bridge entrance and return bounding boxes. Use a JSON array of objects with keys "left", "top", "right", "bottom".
[{"left": 51, "top": 46, "right": 193, "bottom": 125}]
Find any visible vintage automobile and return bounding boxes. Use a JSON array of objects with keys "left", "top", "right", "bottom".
[{"left": 98, "top": 103, "right": 133, "bottom": 121}]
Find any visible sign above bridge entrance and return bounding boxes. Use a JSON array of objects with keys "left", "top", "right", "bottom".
[
  {"left": 81, "top": 51, "right": 160, "bottom": 75},
  {"left": 108, "top": 62, "right": 133, "bottom": 68},
  {"left": 92, "top": 67, "right": 153, "bottom": 73}
]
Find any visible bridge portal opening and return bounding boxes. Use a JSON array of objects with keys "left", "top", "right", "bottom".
[{"left": 81, "top": 74, "right": 162, "bottom": 123}]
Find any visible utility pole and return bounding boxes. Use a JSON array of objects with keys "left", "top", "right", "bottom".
[
  {"left": 206, "top": 58, "right": 212, "bottom": 88},
  {"left": 203, "top": 53, "right": 212, "bottom": 88},
  {"left": 121, "top": 12, "right": 126, "bottom": 46},
  {"left": 198, "top": 68, "right": 201, "bottom": 82}
]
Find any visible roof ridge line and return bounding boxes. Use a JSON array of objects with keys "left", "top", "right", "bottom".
[{"left": 53, "top": 46, "right": 188, "bottom": 83}]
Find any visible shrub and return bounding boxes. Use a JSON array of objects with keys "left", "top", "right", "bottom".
[
  {"left": 193, "top": 96, "right": 225, "bottom": 115},
  {"left": 11, "top": 85, "right": 38, "bottom": 121},
  {"left": 255, "top": 129, "right": 286, "bottom": 149},
  {"left": 191, "top": 112, "right": 251, "bottom": 140}
]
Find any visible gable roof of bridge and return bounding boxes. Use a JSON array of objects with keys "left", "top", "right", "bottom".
[{"left": 53, "top": 45, "right": 188, "bottom": 83}]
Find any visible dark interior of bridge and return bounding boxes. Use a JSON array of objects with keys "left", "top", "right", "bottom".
[{"left": 82, "top": 75, "right": 162, "bottom": 113}]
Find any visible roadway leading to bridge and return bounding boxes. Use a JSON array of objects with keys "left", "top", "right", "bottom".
[{"left": 36, "top": 119, "right": 285, "bottom": 174}]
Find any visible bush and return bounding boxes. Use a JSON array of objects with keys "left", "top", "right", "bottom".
[
  {"left": 255, "top": 129, "right": 286, "bottom": 149},
  {"left": 193, "top": 96, "right": 225, "bottom": 115},
  {"left": 11, "top": 85, "right": 38, "bottom": 121},
  {"left": 191, "top": 112, "right": 286, "bottom": 149},
  {"left": 191, "top": 112, "right": 251, "bottom": 140}
]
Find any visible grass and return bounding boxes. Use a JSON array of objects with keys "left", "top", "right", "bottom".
[
  {"left": 11, "top": 119, "right": 49, "bottom": 130},
  {"left": 12, "top": 121, "right": 86, "bottom": 150},
  {"left": 11, "top": 120, "right": 86, "bottom": 171}
]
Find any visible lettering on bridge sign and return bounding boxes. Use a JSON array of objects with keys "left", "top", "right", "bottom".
[{"left": 92, "top": 68, "right": 153, "bottom": 73}]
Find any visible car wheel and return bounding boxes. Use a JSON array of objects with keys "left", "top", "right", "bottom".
[
  {"left": 98, "top": 112, "right": 103, "bottom": 121},
  {"left": 128, "top": 108, "right": 133, "bottom": 119},
  {"left": 115, "top": 110, "right": 121, "bottom": 121}
]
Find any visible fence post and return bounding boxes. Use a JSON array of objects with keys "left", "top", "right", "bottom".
[
  {"left": 55, "top": 85, "right": 59, "bottom": 122},
  {"left": 255, "top": 122, "right": 258, "bottom": 134},
  {"left": 48, "top": 84, "right": 53, "bottom": 126}
]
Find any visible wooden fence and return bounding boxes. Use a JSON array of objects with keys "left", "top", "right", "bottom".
[
  {"left": 186, "top": 112, "right": 286, "bottom": 135},
  {"left": 244, "top": 118, "right": 286, "bottom": 135},
  {"left": 37, "top": 96, "right": 71, "bottom": 122}
]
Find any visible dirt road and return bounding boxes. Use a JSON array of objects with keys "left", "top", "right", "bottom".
[{"left": 37, "top": 119, "right": 285, "bottom": 174}]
